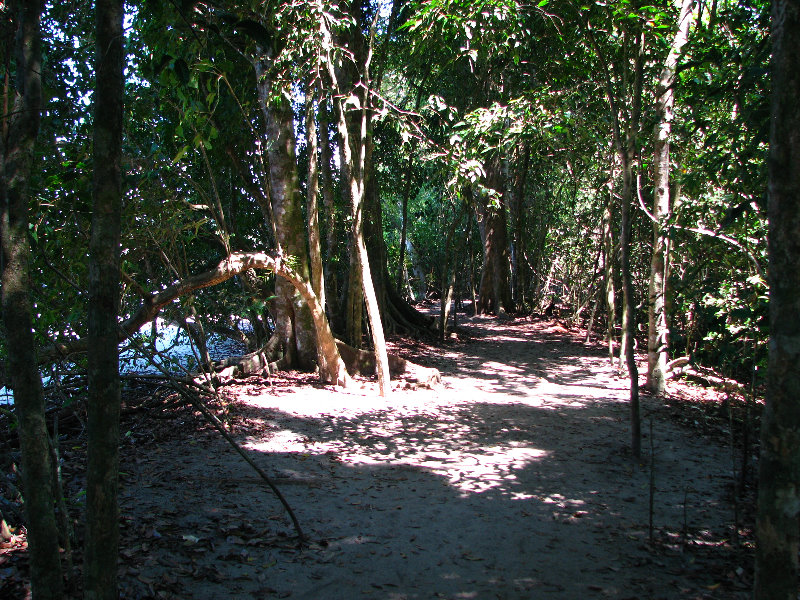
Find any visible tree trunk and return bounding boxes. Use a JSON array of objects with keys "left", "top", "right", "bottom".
[
  {"left": 305, "top": 87, "right": 327, "bottom": 372},
  {"left": 397, "top": 152, "right": 414, "bottom": 292},
  {"left": 591, "top": 22, "right": 645, "bottom": 458},
  {"left": 440, "top": 205, "right": 465, "bottom": 340},
  {"left": 324, "top": 9, "right": 391, "bottom": 396},
  {"left": 511, "top": 145, "right": 530, "bottom": 308},
  {"left": 405, "top": 239, "right": 426, "bottom": 300},
  {"left": 476, "top": 164, "right": 514, "bottom": 315},
  {"left": 318, "top": 102, "right": 338, "bottom": 321},
  {"left": 602, "top": 171, "right": 618, "bottom": 371},
  {"left": 84, "top": 1, "right": 124, "bottom": 597},
  {"left": 620, "top": 154, "right": 641, "bottom": 459},
  {"left": 0, "top": 2, "right": 63, "bottom": 597},
  {"left": 755, "top": 2, "right": 800, "bottom": 597},
  {"left": 256, "top": 68, "right": 316, "bottom": 370},
  {"left": 345, "top": 246, "right": 364, "bottom": 347},
  {"left": 647, "top": 0, "right": 694, "bottom": 395}
]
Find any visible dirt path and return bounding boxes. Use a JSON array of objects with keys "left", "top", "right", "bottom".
[{"left": 118, "top": 316, "right": 751, "bottom": 599}]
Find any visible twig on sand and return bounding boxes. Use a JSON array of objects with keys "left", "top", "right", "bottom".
[{"left": 166, "top": 377, "right": 307, "bottom": 544}]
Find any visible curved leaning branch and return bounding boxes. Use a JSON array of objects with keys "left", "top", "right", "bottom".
[{"left": 35, "top": 252, "right": 353, "bottom": 387}]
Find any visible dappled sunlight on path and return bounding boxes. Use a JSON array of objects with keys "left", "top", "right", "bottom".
[{"left": 118, "top": 317, "right": 749, "bottom": 599}]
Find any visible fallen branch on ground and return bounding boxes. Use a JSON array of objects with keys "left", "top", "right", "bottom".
[{"left": 667, "top": 357, "right": 746, "bottom": 395}]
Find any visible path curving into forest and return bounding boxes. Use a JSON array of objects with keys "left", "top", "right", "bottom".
[{"left": 118, "top": 316, "right": 750, "bottom": 599}]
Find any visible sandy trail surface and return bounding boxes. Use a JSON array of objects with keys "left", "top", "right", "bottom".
[{"left": 118, "top": 316, "right": 749, "bottom": 599}]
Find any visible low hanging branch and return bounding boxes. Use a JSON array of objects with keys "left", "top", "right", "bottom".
[
  {"left": 635, "top": 173, "right": 765, "bottom": 279},
  {"left": 8, "top": 251, "right": 442, "bottom": 391},
  {"left": 30, "top": 252, "right": 352, "bottom": 388}
]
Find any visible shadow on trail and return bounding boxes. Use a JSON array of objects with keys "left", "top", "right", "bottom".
[
  {"left": 120, "top": 393, "right": 744, "bottom": 599},
  {"left": 398, "top": 318, "right": 624, "bottom": 397},
  {"left": 117, "top": 316, "right": 746, "bottom": 599}
]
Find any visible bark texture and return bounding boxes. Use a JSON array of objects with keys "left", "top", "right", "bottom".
[
  {"left": 0, "top": 2, "right": 63, "bottom": 597},
  {"left": 324, "top": 6, "right": 391, "bottom": 396},
  {"left": 476, "top": 165, "right": 514, "bottom": 315},
  {"left": 755, "top": 2, "right": 800, "bottom": 597},
  {"left": 646, "top": 0, "right": 694, "bottom": 394},
  {"left": 84, "top": 1, "right": 125, "bottom": 598},
  {"left": 256, "top": 63, "right": 316, "bottom": 370}
]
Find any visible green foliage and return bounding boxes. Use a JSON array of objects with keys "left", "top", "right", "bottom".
[{"left": 1, "top": 0, "right": 771, "bottom": 385}]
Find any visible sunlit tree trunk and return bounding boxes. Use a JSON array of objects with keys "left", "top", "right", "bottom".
[
  {"left": 323, "top": 3, "right": 391, "bottom": 396},
  {"left": 647, "top": 0, "right": 694, "bottom": 394},
  {"left": 0, "top": 3, "right": 63, "bottom": 598},
  {"left": 84, "top": 1, "right": 124, "bottom": 598},
  {"left": 305, "top": 86, "right": 327, "bottom": 370},
  {"left": 755, "top": 1, "right": 800, "bottom": 597},
  {"left": 256, "top": 65, "right": 316, "bottom": 369}
]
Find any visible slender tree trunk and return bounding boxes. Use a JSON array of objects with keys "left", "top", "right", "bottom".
[
  {"left": 0, "top": 3, "right": 63, "bottom": 597},
  {"left": 647, "top": 0, "right": 694, "bottom": 394},
  {"left": 593, "top": 23, "right": 644, "bottom": 458},
  {"left": 603, "top": 173, "right": 618, "bottom": 371},
  {"left": 305, "top": 87, "right": 326, "bottom": 323},
  {"left": 511, "top": 145, "right": 529, "bottom": 307},
  {"left": 323, "top": 6, "right": 391, "bottom": 396},
  {"left": 84, "top": 1, "right": 124, "bottom": 597},
  {"left": 318, "top": 102, "right": 338, "bottom": 320},
  {"left": 396, "top": 152, "right": 414, "bottom": 292},
  {"left": 620, "top": 155, "right": 641, "bottom": 458},
  {"left": 405, "top": 239, "right": 426, "bottom": 300},
  {"left": 755, "top": 2, "right": 800, "bottom": 597},
  {"left": 440, "top": 205, "right": 465, "bottom": 339}
]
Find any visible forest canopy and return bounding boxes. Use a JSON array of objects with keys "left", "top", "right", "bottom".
[{"left": 1, "top": 0, "right": 769, "bottom": 385}]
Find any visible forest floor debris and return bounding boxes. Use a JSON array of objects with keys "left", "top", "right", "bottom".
[{"left": 1, "top": 315, "right": 756, "bottom": 599}]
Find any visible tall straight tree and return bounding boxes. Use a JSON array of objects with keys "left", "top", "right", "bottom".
[
  {"left": 646, "top": 0, "right": 694, "bottom": 394},
  {"left": 322, "top": 1, "right": 391, "bottom": 396},
  {"left": 586, "top": 14, "right": 645, "bottom": 458},
  {"left": 0, "top": 1, "right": 63, "bottom": 597},
  {"left": 476, "top": 157, "right": 515, "bottom": 315},
  {"left": 755, "top": 0, "right": 800, "bottom": 597},
  {"left": 84, "top": 0, "right": 124, "bottom": 597}
]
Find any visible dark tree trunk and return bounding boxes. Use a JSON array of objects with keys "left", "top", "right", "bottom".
[
  {"left": 619, "top": 155, "right": 641, "bottom": 459},
  {"left": 396, "top": 152, "right": 414, "bottom": 293},
  {"left": 318, "top": 102, "right": 339, "bottom": 321},
  {"left": 476, "top": 161, "right": 514, "bottom": 315},
  {"left": 755, "top": 2, "right": 800, "bottom": 597},
  {"left": 602, "top": 179, "right": 618, "bottom": 371},
  {"left": 84, "top": 1, "right": 124, "bottom": 598},
  {"left": 511, "top": 145, "right": 529, "bottom": 308},
  {"left": 586, "top": 19, "right": 644, "bottom": 458},
  {"left": 0, "top": 2, "right": 63, "bottom": 598}
]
